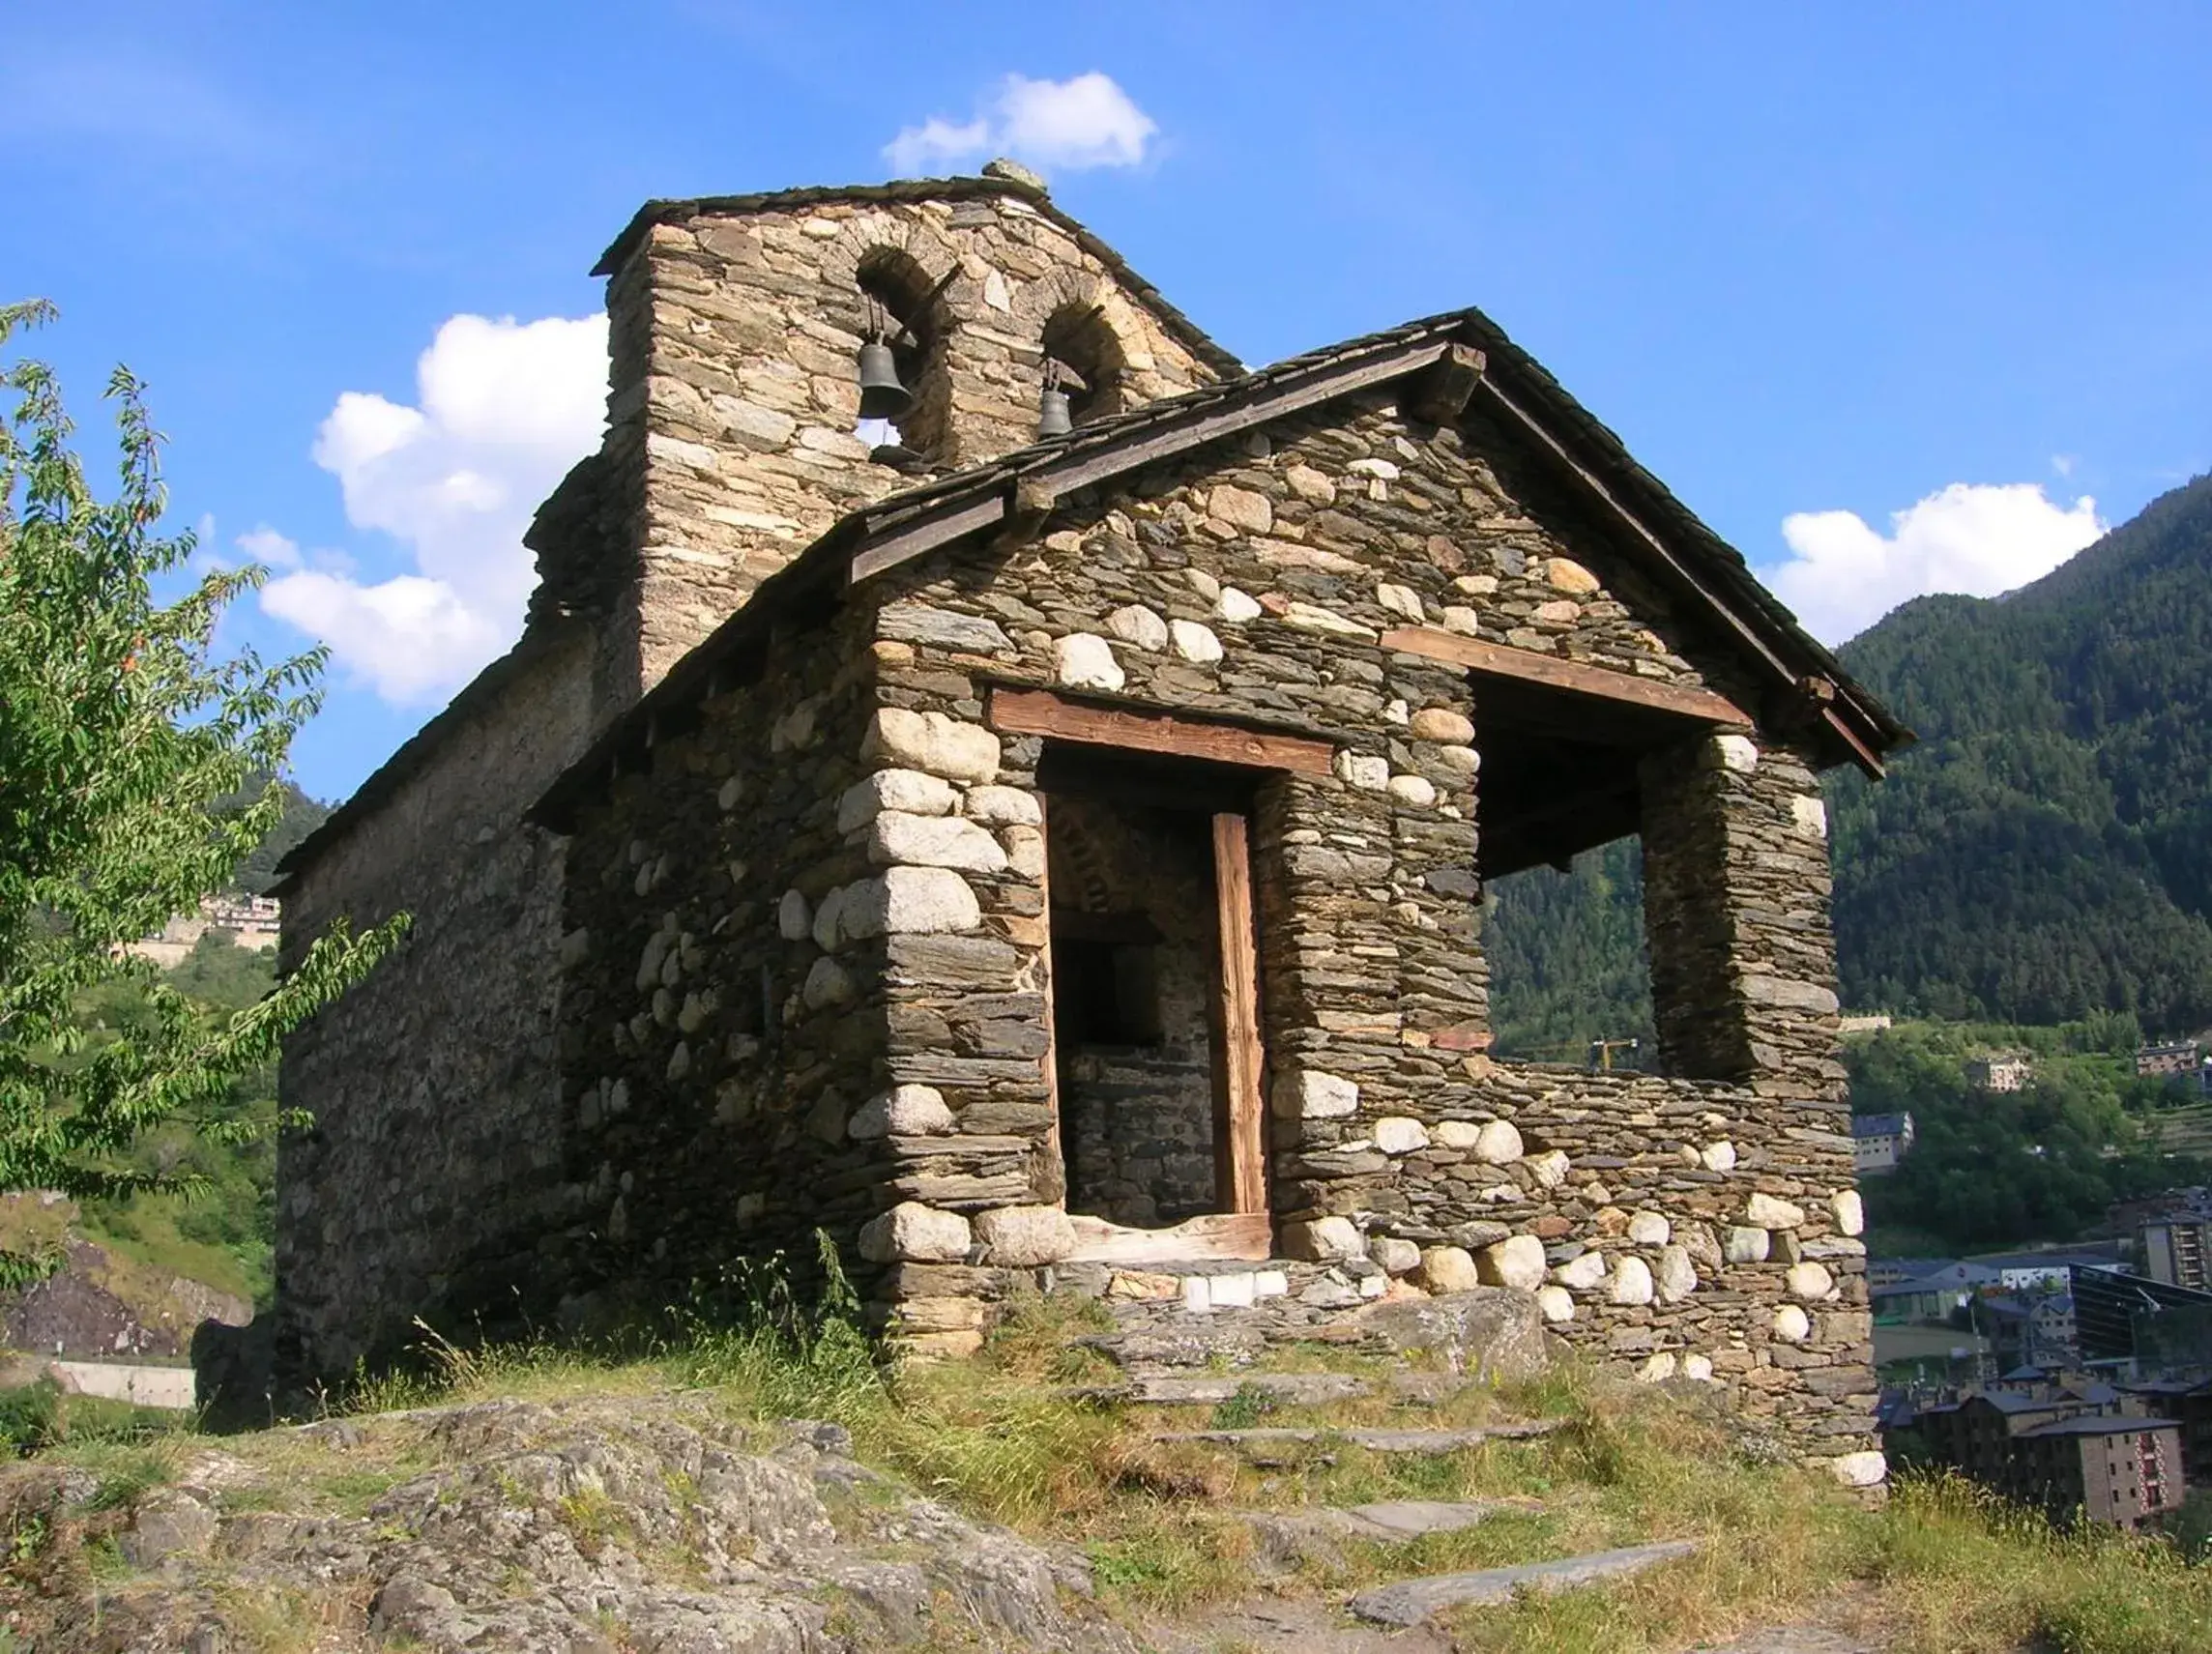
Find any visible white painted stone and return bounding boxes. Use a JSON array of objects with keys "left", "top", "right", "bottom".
[
  {"left": 859, "top": 1203, "right": 970, "bottom": 1264},
  {"left": 1169, "top": 619, "right": 1223, "bottom": 663},
  {"left": 1433, "top": 744, "right": 1480, "bottom": 779},
  {"left": 1627, "top": 1211, "right": 1672, "bottom": 1247},
  {"left": 1680, "top": 1353, "right": 1715, "bottom": 1383},
  {"left": 1254, "top": 1269, "right": 1290, "bottom": 1299},
  {"left": 1472, "top": 1120, "right": 1525, "bottom": 1164},
  {"left": 1387, "top": 773, "right": 1438, "bottom": 808},
  {"left": 1053, "top": 631, "right": 1125, "bottom": 691},
  {"left": 1272, "top": 1069, "right": 1358, "bottom": 1119},
  {"left": 1831, "top": 1189, "right": 1865, "bottom": 1236},
  {"left": 1284, "top": 1216, "right": 1364, "bottom": 1262},
  {"left": 1715, "top": 734, "right": 1760, "bottom": 772},
  {"left": 1553, "top": 1251, "right": 1609, "bottom": 1291},
  {"left": 1477, "top": 1234, "right": 1548, "bottom": 1291},
  {"left": 1656, "top": 1245, "right": 1699, "bottom": 1302},
  {"left": 1434, "top": 1120, "right": 1483, "bottom": 1150},
  {"left": 1524, "top": 1148, "right": 1572, "bottom": 1189},
  {"left": 837, "top": 769, "right": 957, "bottom": 832},
  {"left": 1773, "top": 1304, "right": 1811, "bottom": 1343},
  {"left": 1369, "top": 1236, "right": 1422, "bottom": 1275},
  {"left": 964, "top": 785, "right": 1041, "bottom": 827},
  {"left": 1536, "top": 1285, "right": 1576, "bottom": 1323},
  {"left": 1334, "top": 751, "right": 1390, "bottom": 792},
  {"left": 1374, "top": 1117, "right": 1431, "bottom": 1155},
  {"left": 1375, "top": 582, "right": 1426, "bottom": 622},
  {"left": 1358, "top": 1271, "right": 1387, "bottom": 1299},
  {"left": 864, "top": 708, "right": 1001, "bottom": 784},
  {"left": 840, "top": 866, "right": 981, "bottom": 938},
  {"left": 1637, "top": 1352, "right": 1678, "bottom": 1383},
  {"left": 974, "top": 1205, "right": 1077, "bottom": 1267},
  {"left": 868, "top": 811, "right": 1009, "bottom": 874},
  {"left": 1608, "top": 1256, "right": 1655, "bottom": 1306},
  {"left": 1725, "top": 1226, "right": 1771, "bottom": 1264},
  {"left": 1208, "top": 1271, "right": 1257, "bottom": 1309},
  {"left": 1831, "top": 1450, "right": 1888, "bottom": 1489},
  {"left": 1788, "top": 1262, "right": 1836, "bottom": 1300},
  {"left": 1746, "top": 1193, "right": 1806, "bottom": 1230},
  {"left": 849, "top": 1084, "right": 954, "bottom": 1140},
  {"left": 802, "top": 957, "right": 855, "bottom": 1009},
  {"left": 1106, "top": 604, "right": 1170, "bottom": 652},
  {"left": 1215, "top": 587, "right": 1263, "bottom": 624},
  {"left": 1418, "top": 1245, "right": 1481, "bottom": 1293},
  {"left": 1180, "top": 1276, "right": 1212, "bottom": 1314},
  {"left": 716, "top": 776, "right": 742, "bottom": 811},
  {"left": 1701, "top": 1140, "right": 1737, "bottom": 1173},
  {"left": 1791, "top": 794, "right": 1829, "bottom": 839},
  {"left": 777, "top": 889, "right": 812, "bottom": 941}
]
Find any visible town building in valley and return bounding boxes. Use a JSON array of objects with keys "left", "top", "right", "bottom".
[
  {"left": 1853, "top": 1111, "right": 1915, "bottom": 1175},
  {"left": 1890, "top": 1388, "right": 2183, "bottom": 1528},
  {"left": 268, "top": 162, "right": 1906, "bottom": 1472}
]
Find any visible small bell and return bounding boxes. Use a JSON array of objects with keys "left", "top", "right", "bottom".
[
  {"left": 1036, "top": 386, "right": 1073, "bottom": 440},
  {"left": 857, "top": 340, "right": 911, "bottom": 420}
]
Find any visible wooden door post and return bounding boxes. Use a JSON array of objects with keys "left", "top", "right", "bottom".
[{"left": 1210, "top": 812, "right": 1268, "bottom": 1216}]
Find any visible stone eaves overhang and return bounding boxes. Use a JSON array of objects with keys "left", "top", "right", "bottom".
[
  {"left": 591, "top": 173, "right": 1246, "bottom": 382},
  {"left": 526, "top": 306, "right": 1910, "bottom": 836}
]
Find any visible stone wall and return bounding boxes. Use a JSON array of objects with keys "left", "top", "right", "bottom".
[
  {"left": 276, "top": 624, "right": 598, "bottom": 1383},
  {"left": 549, "top": 602, "right": 891, "bottom": 1319},
  {"left": 819, "top": 389, "right": 1868, "bottom": 1464}
]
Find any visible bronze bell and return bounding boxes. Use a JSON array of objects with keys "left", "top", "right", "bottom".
[
  {"left": 1036, "top": 386, "right": 1073, "bottom": 439},
  {"left": 857, "top": 340, "right": 911, "bottom": 420}
]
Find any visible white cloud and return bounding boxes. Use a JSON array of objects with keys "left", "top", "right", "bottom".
[
  {"left": 259, "top": 312, "right": 608, "bottom": 705},
  {"left": 1768, "top": 481, "right": 2105, "bottom": 645},
  {"left": 885, "top": 73, "right": 1157, "bottom": 176},
  {"left": 235, "top": 525, "right": 302, "bottom": 568}
]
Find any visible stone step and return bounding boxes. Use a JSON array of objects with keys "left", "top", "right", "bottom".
[
  {"left": 1153, "top": 1419, "right": 1563, "bottom": 1459},
  {"left": 1348, "top": 1539, "right": 1703, "bottom": 1627},
  {"left": 1072, "top": 1372, "right": 1374, "bottom": 1407},
  {"left": 1244, "top": 1498, "right": 1536, "bottom": 1568}
]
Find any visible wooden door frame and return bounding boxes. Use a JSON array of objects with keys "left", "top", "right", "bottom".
[{"left": 994, "top": 689, "right": 1322, "bottom": 1262}]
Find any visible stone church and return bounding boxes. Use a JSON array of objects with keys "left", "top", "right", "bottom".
[{"left": 272, "top": 160, "right": 1905, "bottom": 1468}]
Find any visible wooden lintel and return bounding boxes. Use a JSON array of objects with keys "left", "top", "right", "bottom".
[
  {"left": 1407, "top": 343, "right": 1487, "bottom": 424},
  {"left": 1379, "top": 627, "right": 1752, "bottom": 727},
  {"left": 1063, "top": 1211, "right": 1274, "bottom": 1266},
  {"left": 988, "top": 687, "right": 1335, "bottom": 776}
]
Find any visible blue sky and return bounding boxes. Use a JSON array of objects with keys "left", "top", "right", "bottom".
[{"left": 7, "top": 2, "right": 2208, "bottom": 801}]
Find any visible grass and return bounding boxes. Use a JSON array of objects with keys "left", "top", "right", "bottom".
[{"left": 5, "top": 1247, "right": 2212, "bottom": 1652}]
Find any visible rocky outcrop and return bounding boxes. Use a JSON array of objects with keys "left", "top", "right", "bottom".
[{"left": 18, "top": 1397, "right": 1141, "bottom": 1653}]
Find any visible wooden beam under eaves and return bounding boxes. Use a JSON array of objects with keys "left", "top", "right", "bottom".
[{"left": 1378, "top": 627, "right": 1752, "bottom": 727}]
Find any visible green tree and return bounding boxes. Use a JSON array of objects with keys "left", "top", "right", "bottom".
[{"left": 0, "top": 300, "right": 404, "bottom": 1282}]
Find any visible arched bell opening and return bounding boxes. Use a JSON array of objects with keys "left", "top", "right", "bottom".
[
  {"left": 855, "top": 248, "right": 951, "bottom": 468},
  {"left": 1038, "top": 302, "right": 1129, "bottom": 437}
]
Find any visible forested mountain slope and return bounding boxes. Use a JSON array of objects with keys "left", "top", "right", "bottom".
[
  {"left": 1828, "top": 472, "right": 2212, "bottom": 1031},
  {"left": 1487, "top": 472, "right": 2212, "bottom": 1048}
]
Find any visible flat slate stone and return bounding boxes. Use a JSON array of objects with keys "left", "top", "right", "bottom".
[
  {"left": 1243, "top": 1499, "right": 1528, "bottom": 1571},
  {"left": 1107, "top": 1372, "right": 1373, "bottom": 1406},
  {"left": 1155, "top": 1420, "right": 1562, "bottom": 1454},
  {"left": 1349, "top": 1539, "right": 1702, "bottom": 1626}
]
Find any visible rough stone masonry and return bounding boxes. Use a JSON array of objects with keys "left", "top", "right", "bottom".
[{"left": 271, "top": 161, "right": 1906, "bottom": 1481}]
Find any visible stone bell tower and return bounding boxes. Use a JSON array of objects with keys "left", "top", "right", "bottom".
[{"left": 526, "top": 160, "right": 1235, "bottom": 718}]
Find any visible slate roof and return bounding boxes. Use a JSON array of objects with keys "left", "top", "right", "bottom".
[
  {"left": 2021, "top": 1414, "right": 2177, "bottom": 1437},
  {"left": 527, "top": 304, "right": 1908, "bottom": 829},
  {"left": 1854, "top": 1113, "right": 1912, "bottom": 1139}
]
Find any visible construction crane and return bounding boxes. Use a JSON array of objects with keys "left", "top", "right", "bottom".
[{"left": 1586, "top": 1037, "right": 1642, "bottom": 1072}]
